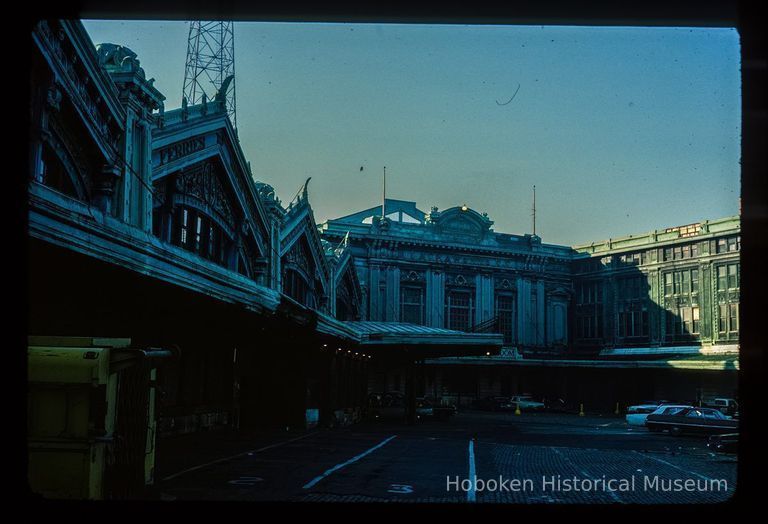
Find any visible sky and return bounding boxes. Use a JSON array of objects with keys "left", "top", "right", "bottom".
[{"left": 82, "top": 20, "right": 741, "bottom": 246}]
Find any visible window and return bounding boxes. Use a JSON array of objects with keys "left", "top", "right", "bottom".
[
  {"left": 195, "top": 215, "right": 203, "bottom": 251},
  {"left": 618, "top": 303, "right": 648, "bottom": 338},
  {"left": 665, "top": 267, "right": 701, "bottom": 339},
  {"left": 717, "top": 266, "right": 727, "bottom": 290},
  {"left": 728, "top": 304, "right": 739, "bottom": 332},
  {"left": 180, "top": 208, "right": 189, "bottom": 246},
  {"left": 495, "top": 293, "right": 515, "bottom": 344},
  {"left": 576, "top": 280, "right": 603, "bottom": 339},
  {"left": 716, "top": 263, "right": 739, "bottom": 335},
  {"left": 446, "top": 289, "right": 474, "bottom": 332},
  {"left": 717, "top": 236, "right": 740, "bottom": 253},
  {"left": 664, "top": 273, "right": 674, "bottom": 296},
  {"left": 400, "top": 286, "right": 425, "bottom": 325},
  {"left": 172, "top": 205, "right": 229, "bottom": 266},
  {"left": 692, "top": 307, "right": 700, "bottom": 334}
]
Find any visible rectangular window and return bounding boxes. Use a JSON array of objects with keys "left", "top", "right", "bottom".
[
  {"left": 496, "top": 293, "right": 515, "bottom": 344},
  {"left": 195, "top": 215, "right": 203, "bottom": 252},
  {"left": 400, "top": 286, "right": 425, "bottom": 325},
  {"left": 692, "top": 307, "right": 700, "bottom": 334},
  {"left": 728, "top": 303, "right": 739, "bottom": 332},
  {"left": 446, "top": 290, "right": 474, "bottom": 332},
  {"left": 727, "top": 264, "right": 739, "bottom": 289},
  {"left": 727, "top": 236, "right": 739, "bottom": 252},
  {"left": 681, "top": 307, "right": 692, "bottom": 334},
  {"left": 719, "top": 304, "right": 728, "bottom": 333},
  {"left": 691, "top": 243, "right": 699, "bottom": 258},
  {"left": 717, "top": 238, "right": 727, "bottom": 253},
  {"left": 691, "top": 269, "right": 699, "bottom": 293},
  {"left": 664, "top": 248, "right": 672, "bottom": 261},
  {"left": 681, "top": 271, "right": 690, "bottom": 294},
  {"left": 664, "top": 273, "right": 673, "bottom": 296},
  {"left": 717, "top": 266, "right": 727, "bottom": 290},
  {"left": 682, "top": 245, "right": 690, "bottom": 259},
  {"left": 180, "top": 208, "right": 189, "bottom": 246}
]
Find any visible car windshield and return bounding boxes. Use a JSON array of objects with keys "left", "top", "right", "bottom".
[
  {"left": 700, "top": 409, "right": 726, "bottom": 419},
  {"left": 658, "top": 406, "right": 686, "bottom": 415}
]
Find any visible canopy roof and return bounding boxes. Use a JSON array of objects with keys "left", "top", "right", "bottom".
[{"left": 345, "top": 321, "right": 503, "bottom": 359}]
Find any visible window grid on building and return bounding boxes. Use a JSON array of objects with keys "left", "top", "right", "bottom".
[
  {"left": 400, "top": 285, "right": 425, "bottom": 325},
  {"left": 616, "top": 275, "right": 649, "bottom": 339},
  {"left": 445, "top": 289, "right": 474, "bottom": 332},
  {"left": 575, "top": 280, "right": 602, "bottom": 340},
  {"left": 495, "top": 292, "right": 515, "bottom": 345},
  {"left": 716, "top": 262, "right": 739, "bottom": 335},
  {"left": 664, "top": 267, "right": 701, "bottom": 338}
]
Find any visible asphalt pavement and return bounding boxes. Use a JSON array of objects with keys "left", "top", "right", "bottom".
[{"left": 157, "top": 410, "right": 737, "bottom": 503}]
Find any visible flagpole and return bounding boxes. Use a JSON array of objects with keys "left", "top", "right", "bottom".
[
  {"left": 532, "top": 184, "right": 536, "bottom": 236},
  {"left": 382, "top": 166, "right": 387, "bottom": 219}
]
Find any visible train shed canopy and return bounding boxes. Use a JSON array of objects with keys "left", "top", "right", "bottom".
[{"left": 344, "top": 321, "right": 503, "bottom": 361}]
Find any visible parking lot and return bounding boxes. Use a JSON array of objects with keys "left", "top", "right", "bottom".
[{"left": 158, "top": 411, "right": 737, "bottom": 503}]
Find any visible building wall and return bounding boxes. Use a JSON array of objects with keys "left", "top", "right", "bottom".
[
  {"left": 572, "top": 217, "right": 741, "bottom": 354},
  {"left": 322, "top": 206, "right": 740, "bottom": 357}
]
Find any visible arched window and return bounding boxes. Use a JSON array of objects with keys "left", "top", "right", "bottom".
[{"left": 171, "top": 205, "right": 230, "bottom": 266}]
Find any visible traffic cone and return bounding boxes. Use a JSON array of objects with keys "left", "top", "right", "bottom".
[{"left": 579, "top": 403, "right": 585, "bottom": 417}]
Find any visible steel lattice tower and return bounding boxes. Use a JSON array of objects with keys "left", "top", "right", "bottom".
[{"left": 183, "top": 21, "right": 237, "bottom": 128}]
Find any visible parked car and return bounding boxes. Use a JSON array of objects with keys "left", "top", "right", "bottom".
[
  {"left": 646, "top": 407, "right": 738, "bottom": 436},
  {"left": 473, "top": 396, "right": 514, "bottom": 411},
  {"left": 509, "top": 395, "right": 546, "bottom": 411},
  {"left": 707, "top": 433, "right": 738, "bottom": 454},
  {"left": 626, "top": 403, "right": 692, "bottom": 427},
  {"left": 702, "top": 398, "right": 739, "bottom": 417},
  {"left": 626, "top": 400, "right": 673, "bottom": 415},
  {"left": 415, "top": 397, "right": 434, "bottom": 418}
]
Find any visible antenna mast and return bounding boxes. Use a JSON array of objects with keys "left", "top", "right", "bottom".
[{"left": 183, "top": 21, "right": 237, "bottom": 128}]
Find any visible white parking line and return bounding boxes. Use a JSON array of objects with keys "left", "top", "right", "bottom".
[
  {"left": 161, "top": 432, "right": 316, "bottom": 482},
  {"left": 302, "top": 435, "right": 398, "bottom": 489},
  {"left": 631, "top": 451, "right": 715, "bottom": 482},
  {"left": 467, "top": 440, "right": 477, "bottom": 503},
  {"left": 550, "top": 447, "right": 622, "bottom": 503}
]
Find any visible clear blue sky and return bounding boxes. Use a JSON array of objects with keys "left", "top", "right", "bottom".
[{"left": 82, "top": 20, "right": 741, "bottom": 246}]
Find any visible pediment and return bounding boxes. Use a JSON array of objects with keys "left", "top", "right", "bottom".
[{"left": 434, "top": 206, "right": 493, "bottom": 239}]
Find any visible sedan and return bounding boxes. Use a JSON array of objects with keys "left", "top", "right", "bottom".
[
  {"left": 509, "top": 395, "right": 546, "bottom": 411},
  {"left": 626, "top": 402, "right": 689, "bottom": 426},
  {"left": 646, "top": 407, "right": 738, "bottom": 436}
]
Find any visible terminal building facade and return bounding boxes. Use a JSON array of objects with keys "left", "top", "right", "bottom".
[{"left": 320, "top": 203, "right": 740, "bottom": 406}]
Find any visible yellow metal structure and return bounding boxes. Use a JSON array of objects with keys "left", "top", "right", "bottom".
[{"left": 27, "top": 336, "right": 162, "bottom": 499}]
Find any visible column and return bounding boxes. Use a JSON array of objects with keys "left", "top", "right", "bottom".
[
  {"left": 516, "top": 276, "right": 527, "bottom": 345},
  {"left": 426, "top": 269, "right": 445, "bottom": 328},
  {"left": 474, "top": 274, "right": 494, "bottom": 327},
  {"left": 369, "top": 264, "right": 381, "bottom": 321},
  {"left": 537, "top": 280, "right": 546, "bottom": 345},
  {"left": 385, "top": 266, "right": 401, "bottom": 322}
]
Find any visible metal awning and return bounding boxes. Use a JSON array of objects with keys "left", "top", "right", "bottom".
[{"left": 344, "top": 321, "right": 503, "bottom": 360}]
